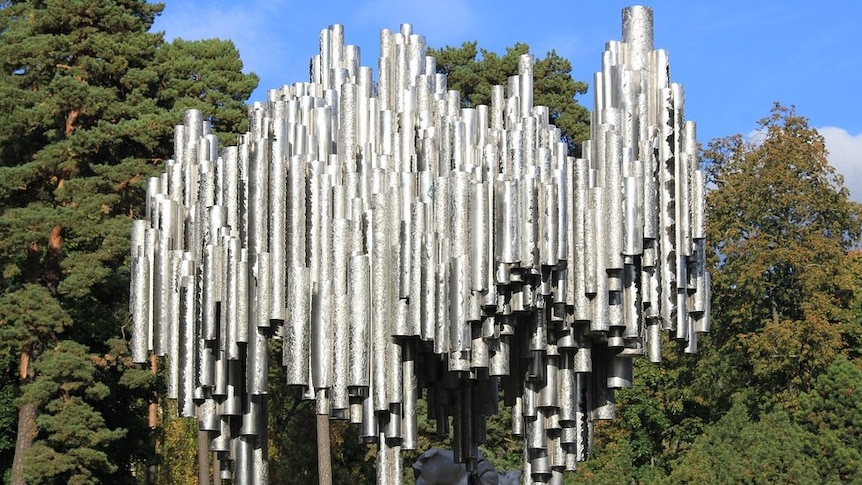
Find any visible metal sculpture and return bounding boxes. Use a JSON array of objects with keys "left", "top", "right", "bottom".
[{"left": 129, "top": 5, "right": 708, "bottom": 484}]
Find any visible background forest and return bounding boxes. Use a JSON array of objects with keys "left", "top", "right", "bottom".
[{"left": 0, "top": 1, "right": 860, "bottom": 484}]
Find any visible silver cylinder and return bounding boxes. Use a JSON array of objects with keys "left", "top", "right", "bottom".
[
  {"left": 285, "top": 267, "right": 310, "bottom": 386},
  {"left": 129, "top": 12, "right": 710, "bottom": 483}
]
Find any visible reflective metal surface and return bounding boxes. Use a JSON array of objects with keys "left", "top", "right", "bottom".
[{"left": 130, "top": 6, "right": 708, "bottom": 484}]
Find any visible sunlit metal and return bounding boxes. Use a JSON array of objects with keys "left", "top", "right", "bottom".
[{"left": 129, "top": 6, "right": 708, "bottom": 484}]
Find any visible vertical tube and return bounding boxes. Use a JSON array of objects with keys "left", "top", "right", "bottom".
[
  {"left": 285, "top": 267, "right": 310, "bottom": 386},
  {"left": 130, "top": 220, "right": 150, "bottom": 363}
]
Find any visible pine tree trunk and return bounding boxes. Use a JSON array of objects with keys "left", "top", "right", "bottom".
[
  {"left": 316, "top": 414, "right": 332, "bottom": 485},
  {"left": 11, "top": 351, "right": 37, "bottom": 485},
  {"left": 11, "top": 230, "right": 60, "bottom": 484}
]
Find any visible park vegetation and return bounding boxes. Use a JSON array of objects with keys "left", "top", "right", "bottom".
[{"left": 1, "top": 1, "right": 860, "bottom": 484}]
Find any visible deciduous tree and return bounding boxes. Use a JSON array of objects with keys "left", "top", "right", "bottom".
[
  {"left": 577, "top": 104, "right": 862, "bottom": 483},
  {"left": 700, "top": 103, "right": 861, "bottom": 409}
]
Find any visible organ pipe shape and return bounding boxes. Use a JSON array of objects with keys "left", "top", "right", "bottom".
[
  {"left": 285, "top": 267, "right": 310, "bottom": 386},
  {"left": 130, "top": 220, "right": 150, "bottom": 363},
  {"left": 130, "top": 8, "right": 708, "bottom": 484}
]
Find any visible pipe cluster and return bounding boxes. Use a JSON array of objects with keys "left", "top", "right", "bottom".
[{"left": 129, "top": 6, "right": 708, "bottom": 484}]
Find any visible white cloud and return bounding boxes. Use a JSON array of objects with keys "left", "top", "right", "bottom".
[
  {"left": 743, "top": 126, "right": 862, "bottom": 202},
  {"left": 819, "top": 126, "right": 862, "bottom": 203},
  {"left": 745, "top": 127, "right": 766, "bottom": 146}
]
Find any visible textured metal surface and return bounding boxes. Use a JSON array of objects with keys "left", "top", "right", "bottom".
[{"left": 131, "top": 6, "right": 707, "bottom": 484}]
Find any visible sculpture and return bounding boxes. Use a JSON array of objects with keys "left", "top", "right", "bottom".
[{"left": 129, "top": 5, "right": 708, "bottom": 483}]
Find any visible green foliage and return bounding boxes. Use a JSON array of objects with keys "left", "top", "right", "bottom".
[
  {"left": 267, "top": 339, "right": 318, "bottom": 483},
  {"left": 267, "top": 387, "right": 375, "bottom": 484},
  {"left": 0, "top": 353, "right": 18, "bottom": 482},
  {"left": 576, "top": 104, "right": 862, "bottom": 483},
  {"left": 429, "top": 42, "right": 590, "bottom": 155},
  {"left": 573, "top": 428, "right": 636, "bottom": 484},
  {"left": 585, "top": 359, "right": 862, "bottom": 484},
  {"left": 154, "top": 38, "right": 259, "bottom": 146},
  {"left": 0, "top": 0, "right": 257, "bottom": 481},
  {"left": 795, "top": 357, "right": 862, "bottom": 482},
  {"left": 479, "top": 395, "right": 524, "bottom": 474},
  {"left": 666, "top": 399, "right": 821, "bottom": 484},
  {"left": 0, "top": 285, "right": 73, "bottom": 353},
  {"left": 701, "top": 103, "right": 862, "bottom": 410},
  {"left": 20, "top": 341, "right": 126, "bottom": 484},
  {"left": 613, "top": 351, "right": 705, "bottom": 477},
  {"left": 3, "top": 2, "right": 859, "bottom": 480},
  {"left": 268, "top": 383, "right": 319, "bottom": 483},
  {"left": 98, "top": 337, "right": 158, "bottom": 482},
  {"left": 400, "top": 390, "right": 452, "bottom": 472},
  {"left": 156, "top": 400, "right": 199, "bottom": 485},
  {"left": 705, "top": 103, "right": 859, "bottom": 334},
  {"left": 331, "top": 421, "right": 375, "bottom": 484},
  {"left": 843, "top": 251, "right": 862, "bottom": 365},
  {"left": 267, "top": 340, "right": 375, "bottom": 484}
]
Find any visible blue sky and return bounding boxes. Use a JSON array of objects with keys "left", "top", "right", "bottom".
[{"left": 153, "top": 0, "right": 862, "bottom": 200}]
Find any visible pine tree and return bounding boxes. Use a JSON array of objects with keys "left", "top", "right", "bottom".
[
  {"left": 428, "top": 42, "right": 590, "bottom": 155},
  {"left": 796, "top": 357, "right": 862, "bottom": 482},
  {"left": 18, "top": 341, "right": 126, "bottom": 484},
  {"left": 154, "top": 37, "right": 259, "bottom": 146},
  {"left": 0, "top": 0, "right": 258, "bottom": 481},
  {"left": 666, "top": 399, "right": 822, "bottom": 484}
]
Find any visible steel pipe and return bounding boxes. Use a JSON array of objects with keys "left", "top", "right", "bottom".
[{"left": 131, "top": 9, "right": 708, "bottom": 483}]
